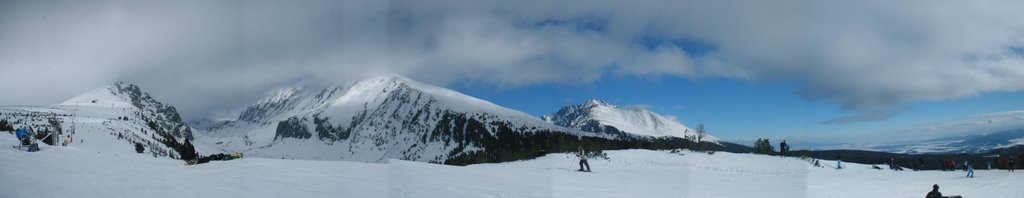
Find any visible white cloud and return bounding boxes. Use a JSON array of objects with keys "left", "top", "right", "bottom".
[
  {"left": 618, "top": 43, "right": 695, "bottom": 77},
  {"left": 1, "top": 0, "right": 1022, "bottom": 122}
]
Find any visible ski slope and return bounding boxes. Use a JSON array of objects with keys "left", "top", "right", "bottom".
[{"left": 2, "top": 132, "right": 1022, "bottom": 198}]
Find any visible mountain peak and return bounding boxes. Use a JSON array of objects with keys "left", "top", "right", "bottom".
[
  {"left": 546, "top": 100, "right": 718, "bottom": 142},
  {"left": 111, "top": 80, "right": 136, "bottom": 88},
  {"left": 109, "top": 81, "right": 145, "bottom": 98},
  {"left": 356, "top": 74, "right": 413, "bottom": 86},
  {"left": 583, "top": 99, "right": 611, "bottom": 108},
  {"left": 58, "top": 81, "right": 194, "bottom": 140},
  {"left": 61, "top": 81, "right": 144, "bottom": 106},
  {"left": 255, "top": 86, "right": 306, "bottom": 105}
]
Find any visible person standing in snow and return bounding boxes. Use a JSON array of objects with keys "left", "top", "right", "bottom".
[
  {"left": 836, "top": 154, "right": 843, "bottom": 169},
  {"left": 779, "top": 140, "right": 789, "bottom": 157},
  {"left": 926, "top": 184, "right": 943, "bottom": 198},
  {"left": 966, "top": 160, "right": 974, "bottom": 178},
  {"left": 1009, "top": 158, "right": 1015, "bottom": 172},
  {"left": 577, "top": 148, "right": 591, "bottom": 172}
]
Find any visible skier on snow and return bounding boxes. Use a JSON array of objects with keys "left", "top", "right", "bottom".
[
  {"left": 577, "top": 147, "right": 591, "bottom": 172},
  {"left": 966, "top": 160, "right": 974, "bottom": 178}
]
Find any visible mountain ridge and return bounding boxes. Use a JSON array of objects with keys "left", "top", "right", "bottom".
[
  {"left": 544, "top": 99, "right": 720, "bottom": 143},
  {"left": 198, "top": 74, "right": 747, "bottom": 164},
  {"left": 3, "top": 81, "right": 196, "bottom": 159}
]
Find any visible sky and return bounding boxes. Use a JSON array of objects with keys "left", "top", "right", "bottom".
[{"left": 1, "top": 0, "right": 1023, "bottom": 145}]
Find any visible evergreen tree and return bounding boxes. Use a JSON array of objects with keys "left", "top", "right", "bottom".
[
  {"left": 696, "top": 123, "right": 706, "bottom": 151},
  {"left": 180, "top": 139, "right": 197, "bottom": 160},
  {"left": 0, "top": 119, "right": 14, "bottom": 131},
  {"left": 684, "top": 129, "right": 695, "bottom": 143},
  {"left": 753, "top": 138, "right": 775, "bottom": 155},
  {"left": 135, "top": 142, "right": 145, "bottom": 153}
]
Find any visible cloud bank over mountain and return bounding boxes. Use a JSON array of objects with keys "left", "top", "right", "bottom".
[{"left": 1, "top": 0, "right": 1022, "bottom": 122}]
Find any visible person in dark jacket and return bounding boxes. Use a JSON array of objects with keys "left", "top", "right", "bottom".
[
  {"left": 836, "top": 154, "right": 843, "bottom": 169},
  {"left": 926, "top": 184, "right": 942, "bottom": 198},
  {"left": 779, "top": 140, "right": 789, "bottom": 156}
]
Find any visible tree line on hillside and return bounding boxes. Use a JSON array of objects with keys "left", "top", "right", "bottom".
[
  {"left": 746, "top": 136, "right": 1024, "bottom": 171},
  {"left": 752, "top": 138, "right": 775, "bottom": 155}
]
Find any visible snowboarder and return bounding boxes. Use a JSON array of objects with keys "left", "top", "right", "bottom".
[
  {"left": 577, "top": 148, "right": 591, "bottom": 172},
  {"left": 926, "top": 184, "right": 943, "bottom": 198},
  {"left": 987, "top": 160, "right": 992, "bottom": 170},
  {"left": 966, "top": 160, "right": 974, "bottom": 178}
]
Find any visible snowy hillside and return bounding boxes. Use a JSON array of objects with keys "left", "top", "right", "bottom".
[
  {"left": 544, "top": 99, "right": 720, "bottom": 142},
  {"left": 4, "top": 130, "right": 1022, "bottom": 198},
  {"left": 201, "top": 75, "right": 611, "bottom": 163},
  {"left": 0, "top": 82, "right": 196, "bottom": 159}
]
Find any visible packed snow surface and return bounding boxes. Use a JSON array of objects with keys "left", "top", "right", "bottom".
[{"left": 3, "top": 132, "right": 1022, "bottom": 198}]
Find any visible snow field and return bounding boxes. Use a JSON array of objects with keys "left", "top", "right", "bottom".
[{"left": 5, "top": 128, "right": 1024, "bottom": 198}]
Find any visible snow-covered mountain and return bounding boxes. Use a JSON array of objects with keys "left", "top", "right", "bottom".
[
  {"left": 202, "top": 75, "right": 618, "bottom": 163},
  {"left": 0, "top": 82, "right": 196, "bottom": 158},
  {"left": 0, "top": 77, "right": 745, "bottom": 164},
  {"left": 544, "top": 99, "right": 720, "bottom": 143}
]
